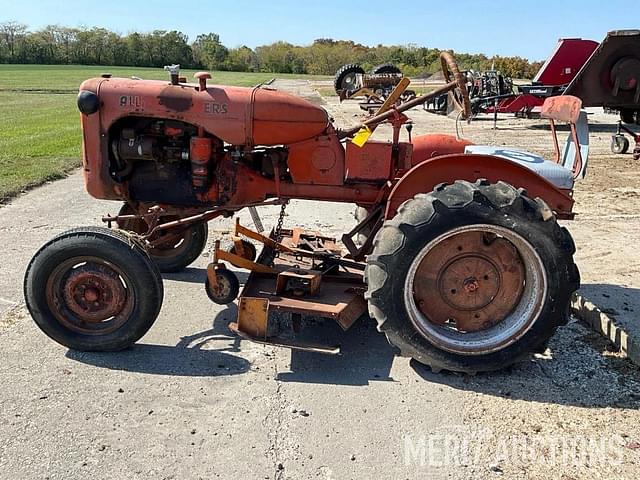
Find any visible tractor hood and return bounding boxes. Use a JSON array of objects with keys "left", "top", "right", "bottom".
[{"left": 79, "top": 77, "right": 329, "bottom": 146}]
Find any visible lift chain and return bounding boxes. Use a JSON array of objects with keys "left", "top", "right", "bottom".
[{"left": 274, "top": 201, "right": 289, "bottom": 241}]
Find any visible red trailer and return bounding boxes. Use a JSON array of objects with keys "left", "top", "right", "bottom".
[{"left": 486, "top": 38, "right": 599, "bottom": 117}]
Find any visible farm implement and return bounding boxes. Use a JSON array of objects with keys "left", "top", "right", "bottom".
[{"left": 333, "top": 63, "right": 416, "bottom": 113}]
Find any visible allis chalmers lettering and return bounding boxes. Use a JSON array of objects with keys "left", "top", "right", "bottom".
[
  {"left": 119, "top": 95, "right": 142, "bottom": 108},
  {"left": 204, "top": 102, "right": 228, "bottom": 114}
]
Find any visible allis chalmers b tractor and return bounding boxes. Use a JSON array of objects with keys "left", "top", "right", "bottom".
[{"left": 24, "top": 53, "right": 587, "bottom": 373}]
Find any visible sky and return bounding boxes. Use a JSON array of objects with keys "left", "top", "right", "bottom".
[{"left": 0, "top": 0, "right": 635, "bottom": 61}]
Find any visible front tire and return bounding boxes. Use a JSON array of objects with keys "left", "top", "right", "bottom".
[
  {"left": 24, "top": 227, "right": 164, "bottom": 351},
  {"left": 365, "top": 180, "right": 579, "bottom": 373}
]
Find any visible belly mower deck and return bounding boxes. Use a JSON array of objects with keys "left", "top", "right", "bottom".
[{"left": 208, "top": 220, "right": 368, "bottom": 354}]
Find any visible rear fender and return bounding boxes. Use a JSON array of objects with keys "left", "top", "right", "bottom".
[
  {"left": 385, "top": 153, "right": 574, "bottom": 219},
  {"left": 410, "top": 134, "right": 474, "bottom": 166}
]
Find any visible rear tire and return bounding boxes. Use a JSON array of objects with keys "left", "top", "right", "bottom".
[
  {"left": 620, "top": 109, "right": 636, "bottom": 125},
  {"left": 24, "top": 226, "right": 164, "bottom": 351},
  {"left": 365, "top": 180, "right": 579, "bottom": 373},
  {"left": 371, "top": 63, "right": 402, "bottom": 75},
  {"left": 334, "top": 64, "right": 365, "bottom": 94}
]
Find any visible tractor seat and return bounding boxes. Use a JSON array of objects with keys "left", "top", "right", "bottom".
[
  {"left": 464, "top": 145, "right": 574, "bottom": 189},
  {"left": 464, "top": 99, "right": 589, "bottom": 191}
]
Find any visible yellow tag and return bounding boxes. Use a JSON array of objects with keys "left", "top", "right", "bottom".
[{"left": 351, "top": 126, "right": 372, "bottom": 147}]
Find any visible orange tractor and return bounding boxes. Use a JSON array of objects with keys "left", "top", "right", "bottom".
[{"left": 24, "top": 53, "right": 588, "bottom": 373}]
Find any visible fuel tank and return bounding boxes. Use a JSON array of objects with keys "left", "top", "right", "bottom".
[{"left": 80, "top": 77, "right": 329, "bottom": 146}]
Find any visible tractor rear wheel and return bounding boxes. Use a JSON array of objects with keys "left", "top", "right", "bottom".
[
  {"left": 365, "top": 180, "right": 579, "bottom": 373},
  {"left": 117, "top": 203, "right": 208, "bottom": 273},
  {"left": 24, "top": 226, "right": 164, "bottom": 351},
  {"left": 334, "top": 64, "right": 365, "bottom": 95},
  {"left": 371, "top": 63, "right": 402, "bottom": 75}
]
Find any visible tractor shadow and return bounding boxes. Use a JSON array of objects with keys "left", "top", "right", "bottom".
[
  {"left": 162, "top": 267, "right": 249, "bottom": 285},
  {"left": 66, "top": 303, "right": 249, "bottom": 377},
  {"left": 275, "top": 316, "right": 397, "bottom": 386}
]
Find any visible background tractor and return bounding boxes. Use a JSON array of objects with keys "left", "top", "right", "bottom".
[
  {"left": 25, "top": 53, "right": 587, "bottom": 374},
  {"left": 334, "top": 62, "right": 416, "bottom": 112}
]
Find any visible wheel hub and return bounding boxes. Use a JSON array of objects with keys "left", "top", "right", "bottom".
[
  {"left": 412, "top": 230, "right": 525, "bottom": 332},
  {"left": 439, "top": 256, "right": 500, "bottom": 311},
  {"left": 45, "top": 256, "right": 134, "bottom": 335},
  {"left": 209, "top": 277, "right": 230, "bottom": 297},
  {"left": 62, "top": 264, "right": 127, "bottom": 322}
]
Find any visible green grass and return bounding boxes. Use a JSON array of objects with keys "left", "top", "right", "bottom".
[{"left": 0, "top": 64, "right": 326, "bottom": 202}]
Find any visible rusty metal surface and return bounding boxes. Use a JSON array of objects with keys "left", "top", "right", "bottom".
[
  {"left": 236, "top": 297, "right": 269, "bottom": 339},
  {"left": 440, "top": 51, "right": 472, "bottom": 120},
  {"left": 215, "top": 249, "right": 277, "bottom": 274},
  {"left": 565, "top": 30, "right": 640, "bottom": 108},
  {"left": 541, "top": 95, "right": 583, "bottom": 123},
  {"left": 240, "top": 253, "right": 366, "bottom": 323},
  {"left": 345, "top": 141, "right": 393, "bottom": 182},
  {"left": 45, "top": 256, "right": 133, "bottom": 335},
  {"left": 412, "top": 230, "right": 525, "bottom": 332},
  {"left": 275, "top": 269, "right": 322, "bottom": 296},
  {"left": 338, "top": 80, "right": 458, "bottom": 139}
]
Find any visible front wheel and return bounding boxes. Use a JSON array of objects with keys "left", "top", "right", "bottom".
[
  {"left": 365, "top": 180, "right": 579, "bottom": 373},
  {"left": 24, "top": 227, "right": 164, "bottom": 351}
]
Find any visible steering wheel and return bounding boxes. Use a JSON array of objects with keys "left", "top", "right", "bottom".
[{"left": 440, "top": 52, "right": 472, "bottom": 120}]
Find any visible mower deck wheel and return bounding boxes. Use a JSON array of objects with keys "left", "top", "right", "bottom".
[
  {"left": 205, "top": 269, "right": 240, "bottom": 305},
  {"left": 228, "top": 240, "right": 257, "bottom": 261}
]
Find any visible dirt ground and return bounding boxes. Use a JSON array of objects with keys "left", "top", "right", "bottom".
[{"left": 0, "top": 78, "right": 639, "bottom": 479}]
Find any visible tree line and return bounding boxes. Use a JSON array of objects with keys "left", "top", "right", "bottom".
[{"left": 0, "top": 21, "right": 544, "bottom": 78}]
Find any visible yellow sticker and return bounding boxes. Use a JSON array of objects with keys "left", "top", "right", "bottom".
[{"left": 351, "top": 126, "right": 372, "bottom": 147}]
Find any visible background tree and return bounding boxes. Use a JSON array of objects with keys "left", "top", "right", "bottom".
[
  {"left": 192, "top": 33, "right": 228, "bottom": 70},
  {"left": 0, "top": 21, "right": 27, "bottom": 62},
  {"left": 0, "top": 20, "right": 544, "bottom": 79}
]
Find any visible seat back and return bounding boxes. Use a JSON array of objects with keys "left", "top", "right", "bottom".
[
  {"left": 541, "top": 95, "right": 590, "bottom": 180},
  {"left": 561, "top": 109, "right": 589, "bottom": 178}
]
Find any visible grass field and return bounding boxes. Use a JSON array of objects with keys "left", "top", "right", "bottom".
[{"left": 0, "top": 64, "right": 325, "bottom": 202}]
